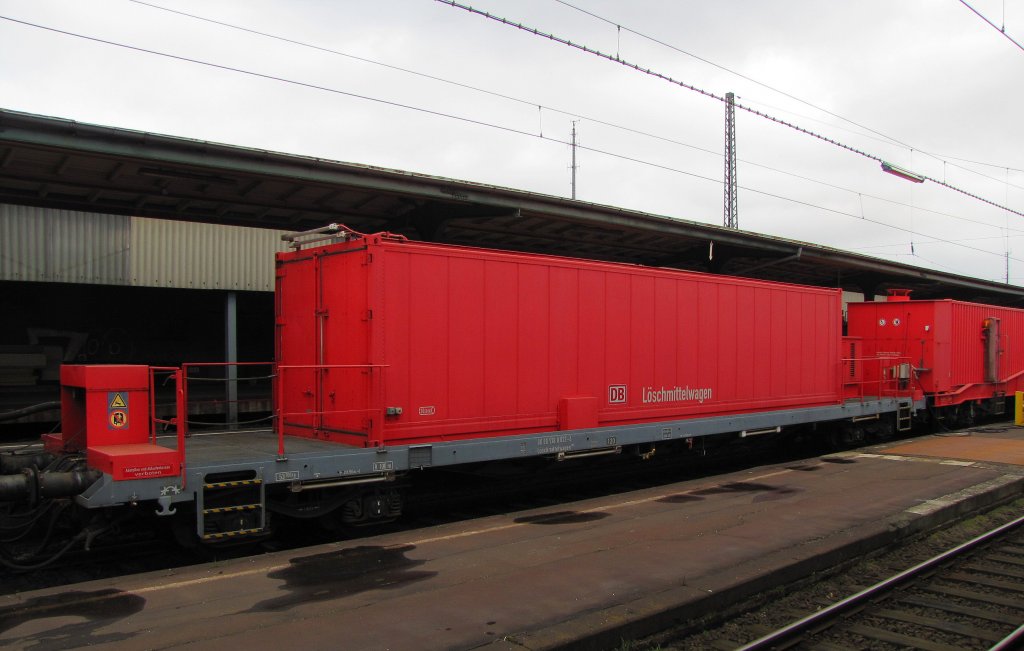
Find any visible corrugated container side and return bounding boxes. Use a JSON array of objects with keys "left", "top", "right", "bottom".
[
  {"left": 129, "top": 217, "right": 290, "bottom": 291},
  {"left": 277, "top": 235, "right": 844, "bottom": 447},
  {"left": 949, "top": 301, "right": 1024, "bottom": 388},
  {"left": 0, "top": 204, "right": 129, "bottom": 284}
]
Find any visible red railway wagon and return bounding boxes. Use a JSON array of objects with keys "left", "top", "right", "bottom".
[
  {"left": 276, "top": 233, "right": 846, "bottom": 447},
  {"left": 2, "top": 229, "right": 919, "bottom": 545},
  {"left": 847, "top": 292, "right": 1024, "bottom": 417}
]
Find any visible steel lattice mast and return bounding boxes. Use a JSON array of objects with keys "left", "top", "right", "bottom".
[{"left": 724, "top": 91, "right": 738, "bottom": 228}]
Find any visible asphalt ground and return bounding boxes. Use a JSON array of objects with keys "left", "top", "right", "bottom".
[{"left": 2, "top": 426, "right": 1023, "bottom": 651}]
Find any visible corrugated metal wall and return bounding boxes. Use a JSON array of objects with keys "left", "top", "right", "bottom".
[
  {"left": 0, "top": 204, "right": 130, "bottom": 284},
  {"left": 129, "top": 217, "right": 289, "bottom": 291},
  {"left": 0, "top": 205, "right": 290, "bottom": 291}
]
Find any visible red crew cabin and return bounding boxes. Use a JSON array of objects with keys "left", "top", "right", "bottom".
[{"left": 847, "top": 291, "right": 1024, "bottom": 417}]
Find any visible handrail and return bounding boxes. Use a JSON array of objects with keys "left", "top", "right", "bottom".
[
  {"left": 148, "top": 366, "right": 187, "bottom": 487},
  {"left": 149, "top": 366, "right": 179, "bottom": 443},
  {"left": 181, "top": 362, "right": 275, "bottom": 433},
  {"left": 841, "top": 355, "right": 914, "bottom": 401},
  {"left": 151, "top": 362, "right": 278, "bottom": 485}
]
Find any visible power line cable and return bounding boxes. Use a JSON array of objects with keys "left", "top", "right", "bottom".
[
  {"left": 1, "top": 13, "right": 1020, "bottom": 268},
  {"left": 958, "top": 0, "right": 1024, "bottom": 53},
  {"left": 128, "top": 1, "right": 1024, "bottom": 189},
  {"left": 439, "top": 0, "right": 1024, "bottom": 219},
  {"left": 127, "top": 0, "right": 1024, "bottom": 236},
  {"left": 549, "top": 0, "right": 1024, "bottom": 195},
  {"left": 852, "top": 233, "right": 1024, "bottom": 251},
  {"left": 549, "top": 0, "right": 907, "bottom": 149},
  {"left": 743, "top": 160, "right": 1024, "bottom": 235},
  {"left": 739, "top": 95, "right": 1024, "bottom": 192},
  {"left": 935, "top": 152, "right": 1024, "bottom": 174}
]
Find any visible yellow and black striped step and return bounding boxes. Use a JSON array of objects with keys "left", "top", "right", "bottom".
[
  {"left": 201, "top": 528, "right": 265, "bottom": 541},
  {"left": 202, "top": 504, "right": 261, "bottom": 515}
]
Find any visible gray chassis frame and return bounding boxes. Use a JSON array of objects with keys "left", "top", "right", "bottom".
[{"left": 76, "top": 397, "right": 918, "bottom": 514}]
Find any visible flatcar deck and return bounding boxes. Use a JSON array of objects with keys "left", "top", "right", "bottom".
[
  {"left": 76, "top": 397, "right": 916, "bottom": 512},
  {"left": 165, "top": 429, "right": 344, "bottom": 465}
]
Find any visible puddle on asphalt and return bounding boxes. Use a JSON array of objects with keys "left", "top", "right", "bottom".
[
  {"left": 0, "top": 589, "right": 145, "bottom": 647},
  {"left": 821, "top": 457, "right": 858, "bottom": 464},
  {"left": 691, "top": 481, "right": 781, "bottom": 495},
  {"left": 665, "top": 481, "right": 802, "bottom": 503},
  {"left": 656, "top": 494, "right": 705, "bottom": 504},
  {"left": 786, "top": 464, "right": 821, "bottom": 472},
  {"left": 247, "top": 544, "right": 436, "bottom": 612},
  {"left": 751, "top": 486, "right": 802, "bottom": 502},
  {"left": 513, "top": 511, "right": 610, "bottom": 525}
]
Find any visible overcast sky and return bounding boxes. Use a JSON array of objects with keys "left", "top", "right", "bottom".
[{"left": 1, "top": 0, "right": 1022, "bottom": 284}]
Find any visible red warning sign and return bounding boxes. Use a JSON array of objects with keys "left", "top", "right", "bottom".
[{"left": 109, "top": 409, "right": 128, "bottom": 429}]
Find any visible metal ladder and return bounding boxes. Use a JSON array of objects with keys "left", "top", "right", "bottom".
[
  {"left": 197, "top": 477, "right": 266, "bottom": 541},
  {"left": 896, "top": 400, "right": 913, "bottom": 432}
]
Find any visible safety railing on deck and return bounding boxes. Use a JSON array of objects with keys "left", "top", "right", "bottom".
[
  {"left": 149, "top": 366, "right": 187, "bottom": 484},
  {"left": 842, "top": 355, "right": 915, "bottom": 401},
  {"left": 148, "top": 362, "right": 277, "bottom": 484},
  {"left": 180, "top": 362, "right": 276, "bottom": 432},
  {"left": 274, "top": 364, "right": 388, "bottom": 459}
]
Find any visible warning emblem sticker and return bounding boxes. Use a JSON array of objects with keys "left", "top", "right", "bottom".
[
  {"left": 109, "top": 410, "right": 128, "bottom": 429},
  {"left": 108, "top": 392, "right": 129, "bottom": 430}
]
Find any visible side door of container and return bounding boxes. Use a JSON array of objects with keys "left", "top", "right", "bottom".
[
  {"left": 275, "top": 252, "right": 319, "bottom": 436},
  {"left": 316, "top": 246, "right": 376, "bottom": 445}
]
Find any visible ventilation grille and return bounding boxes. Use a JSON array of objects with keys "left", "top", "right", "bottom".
[{"left": 409, "top": 445, "right": 432, "bottom": 469}]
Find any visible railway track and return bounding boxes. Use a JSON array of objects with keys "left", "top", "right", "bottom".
[
  {"left": 740, "top": 515, "right": 1024, "bottom": 651},
  {"left": 642, "top": 500, "right": 1024, "bottom": 651}
]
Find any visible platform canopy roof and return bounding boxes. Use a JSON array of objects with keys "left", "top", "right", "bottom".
[{"left": 1, "top": 108, "right": 1021, "bottom": 304}]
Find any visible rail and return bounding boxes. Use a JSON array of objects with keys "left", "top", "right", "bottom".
[
  {"left": 736, "top": 513, "right": 1024, "bottom": 650},
  {"left": 274, "top": 363, "right": 388, "bottom": 459}
]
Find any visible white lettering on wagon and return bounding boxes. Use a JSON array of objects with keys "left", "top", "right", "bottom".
[
  {"left": 641, "top": 386, "right": 714, "bottom": 405},
  {"left": 608, "top": 385, "right": 627, "bottom": 404},
  {"left": 537, "top": 434, "right": 573, "bottom": 454},
  {"left": 123, "top": 465, "right": 172, "bottom": 478}
]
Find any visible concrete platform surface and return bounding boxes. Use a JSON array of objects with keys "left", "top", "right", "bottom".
[{"left": 3, "top": 428, "right": 1024, "bottom": 651}]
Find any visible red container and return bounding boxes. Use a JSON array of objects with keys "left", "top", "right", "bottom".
[
  {"left": 276, "top": 234, "right": 844, "bottom": 447},
  {"left": 847, "top": 297, "right": 1024, "bottom": 405}
]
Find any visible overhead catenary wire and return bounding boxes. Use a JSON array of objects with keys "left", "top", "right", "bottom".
[
  {"left": 551, "top": 0, "right": 1024, "bottom": 190},
  {"left": 438, "top": 0, "right": 1024, "bottom": 219},
  {"left": 125, "top": 0, "right": 1024, "bottom": 238},
  {"left": 853, "top": 232, "right": 1024, "bottom": 251},
  {"left": 551, "top": 0, "right": 906, "bottom": 149},
  {"left": 0, "top": 14, "right": 1021, "bottom": 269},
  {"left": 958, "top": 0, "right": 1024, "bottom": 53},
  {"left": 738, "top": 96, "right": 1024, "bottom": 193}
]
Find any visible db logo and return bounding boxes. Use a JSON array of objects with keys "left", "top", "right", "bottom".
[{"left": 608, "top": 385, "right": 627, "bottom": 404}]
